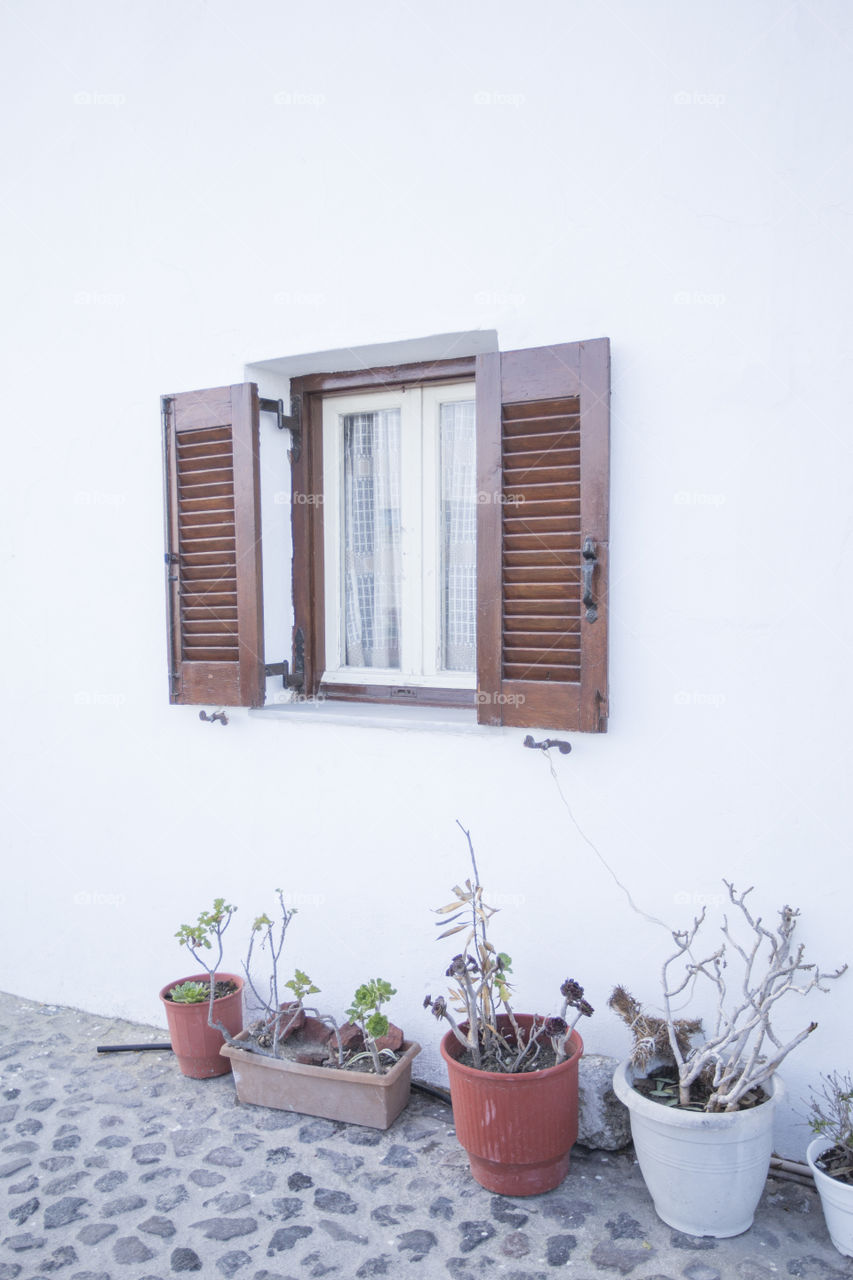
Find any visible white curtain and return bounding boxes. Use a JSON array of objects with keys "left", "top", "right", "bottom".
[
  {"left": 440, "top": 401, "right": 477, "bottom": 671},
  {"left": 343, "top": 409, "right": 401, "bottom": 668}
]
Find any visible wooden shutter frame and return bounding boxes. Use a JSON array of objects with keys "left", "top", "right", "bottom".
[
  {"left": 475, "top": 339, "right": 610, "bottom": 732},
  {"left": 163, "top": 383, "right": 265, "bottom": 707}
]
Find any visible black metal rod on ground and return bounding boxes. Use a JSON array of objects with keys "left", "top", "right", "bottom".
[{"left": 96, "top": 1043, "right": 173, "bottom": 1054}]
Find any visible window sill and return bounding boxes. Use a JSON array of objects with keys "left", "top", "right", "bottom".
[{"left": 249, "top": 697, "right": 502, "bottom": 736}]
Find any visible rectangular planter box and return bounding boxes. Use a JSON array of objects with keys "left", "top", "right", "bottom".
[{"left": 220, "top": 1033, "right": 421, "bottom": 1129}]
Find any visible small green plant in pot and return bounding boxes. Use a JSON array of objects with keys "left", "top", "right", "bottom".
[
  {"left": 806, "top": 1071, "right": 853, "bottom": 1257},
  {"left": 160, "top": 898, "right": 244, "bottom": 1079},
  {"left": 609, "top": 883, "right": 847, "bottom": 1238},
  {"left": 219, "top": 891, "right": 421, "bottom": 1128},
  {"left": 424, "top": 821, "right": 593, "bottom": 1196}
]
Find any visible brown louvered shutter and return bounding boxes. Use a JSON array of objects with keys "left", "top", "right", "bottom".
[
  {"left": 476, "top": 340, "right": 609, "bottom": 732},
  {"left": 162, "top": 384, "right": 265, "bottom": 707}
]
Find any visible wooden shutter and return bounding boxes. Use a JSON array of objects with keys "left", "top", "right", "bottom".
[
  {"left": 476, "top": 340, "right": 609, "bottom": 732},
  {"left": 162, "top": 384, "right": 265, "bottom": 707}
]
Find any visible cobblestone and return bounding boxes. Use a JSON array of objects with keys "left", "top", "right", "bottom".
[{"left": 1, "top": 991, "right": 851, "bottom": 1279}]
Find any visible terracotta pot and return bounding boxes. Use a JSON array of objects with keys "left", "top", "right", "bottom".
[
  {"left": 440, "top": 1015, "right": 583, "bottom": 1196},
  {"left": 159, "top": 973, "right": 244, "bottom": 1079},
  {"left": 220, "top": 1033, "right": 421, "bottom": 1129}
]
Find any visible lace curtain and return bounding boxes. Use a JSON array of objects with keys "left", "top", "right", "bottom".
[
  {"left": 440, "top": 400, "right": 477, "bottom": 672},
  {"left": 343, "top": 409, "right": 401, "bottom": 668}
]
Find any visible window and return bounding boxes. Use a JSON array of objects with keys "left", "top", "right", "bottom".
[{"left": 162, "top": 338, "right": 610, "bottom": 732}]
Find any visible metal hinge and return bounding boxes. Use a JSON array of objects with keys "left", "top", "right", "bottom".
[
  {"left": 264, "top": 628, "right": 305, "bottom": 693},
  {"left": 596, "top": 688, "right": 609, "bottom": 729},
  {"left": 259, "top": 394, "right": 302, "bottom": 462}
]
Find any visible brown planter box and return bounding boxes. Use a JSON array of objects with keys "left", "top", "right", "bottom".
[{"left": 220, "top": 1032, "right": 421, "bottom": 1129}]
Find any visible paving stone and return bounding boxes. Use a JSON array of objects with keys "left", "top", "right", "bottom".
[
  {"left": 14, "top": 1119, "right": 41, "bottom": 1135},
  {"left": 501, "top": 1231, "right": 530, "bottom": 1257},
  {"left": 318, "top": 1217, "right": 368, "bottom": 1243},
  {"left": 607, "top": 1211, "right": 644, "bottom": 1239},
  {"left": 540, "top": 1194, "right": 593, "bottom": 1228},
  {"left": 8, "top": 1195, "right": 39, "bottom": 1224},
  {"left": 205, "top": 1146, "right": 244, "bottom": 1168},
  {"left": 786, "top": 1260, "right": 851, "bottom": 1279},
  {"left": 26, "top": 1097, "right": 56, "bottom": 1112},
  {"left": 265, "top": 1147, "right": 293, "bottom": 1166},
  {"left": 216, "top": 1250, "right": 252, "bottom": 1276},
  {"left": 458, "top": 1220, "right": 496, "bottom": 1253},
  {"left": 0, "top": 1264, "right": 21, "bottom": 1279},
  {"left": 314, "top": 1148, "right": 364, "bottom": 1176},
  {"left": 429, "top": 1195, "right": 454, "bottom": 1221},
  {"left": 155, "top": 1185, "right": 189, "bottom": 1212},
  {"left": 189, "top": 1169, "right": 224, "bottom": 1187},
  {"left": 40, "top": 1155, "right": 76, "bottom": 1172},
  {"left": 0, "top": 1158, "right": 31, "bottom": 1179},
  {"left": 0, "top": 1105, "right": 18, "bottom": 1122},
  {"left": 269, "top": 1197, "right": 304, "bottom": 1219},
  {"left": 490, "top": 1198, "right": 528, "bottom": 1228},
  {"left": 287, "top": 1172, "right": 313, "bottom": 1191},
  {"left": 546, "top": 1233, "right": 577, "bottom": 1265},
  {"left": 4, "top": 1232, "right": 47, "bottom": 1251},
  {"left": 8, "top": 1174, "right": 38, "bottom": 1194},
  {"left": 171, "top": 1128, "right": 216, "bottom": 1158},
  {"left": 344, "top": 1129, "right": 382, "bottom": 1147},
  {"left": 355, "top": 1257, "right": 392, "bottom": 1277},
  {"left": 379, "top": 1144, "right": 416, "bottom": 1168},
  {"left": 397, "top": 1228, "right": 437, "bottom": 1259},
  {"left": 737, "top": 1262, "right": 778, "bottom": 1280},
  {"left": 133, "top": 1143, "right": 166, "bottom": 1164},
  {"left": 242, "top": 1171, "right": 277, "bottom": 1194},
  {"left": 313, "top": 1188, "right": 357, "bottom": 1214},
  {"left": 267, "top": 1224, "right": 313, "bottom": 1253},
  {"left": 112, "top": 1234, "right": 155, "bottom": 1263},
  {"left": 190, "top": 1217, "right": 259, "bottom": 1240},
  {"left": 670, "top": 1231, "right": 719, "bottom": 1251},
  {"left": 205, "top": 1192, "right": 251, "bottom": 1213},
  {"left": 44, "top": 1172, "right": 89, "bottom": 1196},
  {"left": 298, "top": 1120, "right": 340, "bottom": 1143},
  {"left": 76, "top": 1223, "right": 118, "bottom": 1244},
  {"left": 590, "top": 1240, "right": 658, "bottom": 1273},
  {"left": 371, "top": 1203, "right": 414, "bottom": 1226},
  {"left": 683, "top": 1265, "right": 721, "bottom": 1280},
  {"left": 38, "top": 1243, "right": 78, "bottom": 1272},
  {"left": 170, "top": 1246, "right": 203, "bottom": 1271},
  {"left": 44, "top": 1197, "right": 88, "bottom": 1228},
  {"left": 102, "top": 1194, "right": 147, "bottom": 1218},
  {"left": 138, "top": 1214, "right": 176, "bottom": 1237}
]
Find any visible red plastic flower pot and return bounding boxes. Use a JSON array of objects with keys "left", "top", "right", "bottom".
[
  {"left": 159, "top": 973, "right": 244, "bottom": 1079},
  {"left": 440, "top": 1015, "right": 583, "bottom": 1196}
]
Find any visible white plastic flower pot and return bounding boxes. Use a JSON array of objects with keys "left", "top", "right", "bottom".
[
  {"left": 613, "top": 1060, "right": 782, "bottom": 1238},
  {"left": 807, "top": 1137, "right": 853, "bottom": 1257}
]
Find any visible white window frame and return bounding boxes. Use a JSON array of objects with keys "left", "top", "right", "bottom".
[{"left": 321, "top": 381, "right": 476, "bottom": 690}]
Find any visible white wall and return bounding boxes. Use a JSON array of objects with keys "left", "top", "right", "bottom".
[{"left": 2, "top": 0, "right": 851, "bottom": 1158}]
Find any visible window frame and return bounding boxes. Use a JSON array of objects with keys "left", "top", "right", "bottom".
[{"left": 291, "top": 356, "right": 480, "bottom": 709}]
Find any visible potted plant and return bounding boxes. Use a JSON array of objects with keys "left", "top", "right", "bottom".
[
  {"left": 160, "top": 898, "right": 244, "bottom": 1078},
  {"left": 218, "top": 891, "right": 421, "bottom": 1129},
  {"left": 609, "top": 883, "right": 846, "bottom": 1238},
  {"left": 424, "top": 823, "right": 593, "bottom": 1196},
  {"left": 806, "top": 1070, "right": 853, "bottom": 1257}
]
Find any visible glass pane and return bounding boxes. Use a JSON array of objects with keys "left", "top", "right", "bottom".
[
  {"left": 440, "top": 400, "right": 477, "bottom": 671},
  {"left": 342, "top": 409, "right": 401, "bottom": 668}
]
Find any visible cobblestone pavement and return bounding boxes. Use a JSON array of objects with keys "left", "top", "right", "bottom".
[{"left": 2, "top": 992, "right": 852, "bottom": 1280}]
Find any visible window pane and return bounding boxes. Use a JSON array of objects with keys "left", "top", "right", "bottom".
[
  {"left": 342, "top": 409, "right": 401, "bottom": 668},
  {"left": 440, "top": 400, "right": 477, "bottom": 671}
]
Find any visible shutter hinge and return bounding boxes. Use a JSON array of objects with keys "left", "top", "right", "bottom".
[
  {"left": 260, "top": 394, "right": 302, "bottom": 463},
  {"left": 264, "top": 628, "right": 305, "bottom": 694},
  {"left": 596, "top": 688, "right": 609, "bottom": 729}
]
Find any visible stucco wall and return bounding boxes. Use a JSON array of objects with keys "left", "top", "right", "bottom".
[{"left": 2, "top": 0, "right": 851, "bottom": 1158}]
